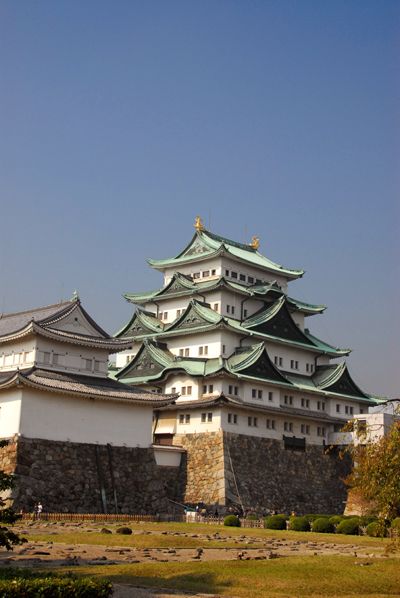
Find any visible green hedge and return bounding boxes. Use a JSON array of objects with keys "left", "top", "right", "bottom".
[
  {"left": 328, "top": 515, "right": 344, "bottom": 526},
  {"left": 311, "top": 518, "right": 334, "bottom": 533},
  {"left": 264, "top": 514, "right": 287, "bottom": 530},
  {"left": 0, "top": 570, "right": 112, "bottom": 597},
  {"left": 224, "top": 515, "right": 241, "bottom": 527},
  {"left": 336, "top": 518, "right": 360, "bottom": 535},
  {"left": 288, "top": 516, "right": 310, "bottom": 532}
]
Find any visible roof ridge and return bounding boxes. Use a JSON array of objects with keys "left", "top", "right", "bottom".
[{"left": 0, "top": 300, "right": 73, "bottom": 321}]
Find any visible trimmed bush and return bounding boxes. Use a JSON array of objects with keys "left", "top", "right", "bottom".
[
  {"left": 0, "top": 569, "right": 112, "bottom": 597},
  {"left": 336, "top": 518, "right": 360, "bottom": 535},
  {"left": 303, "top": 514, "right": 329, "bottom": 523},
  {"left": 311, "top": 518, "right": 335, "bottom": 533},
  {"left": 100, "top": 527, "right": 112, "bottom": 534},
  {"left": 224, "top": 515, "right": 241, "bottom": 527},
  {"left": 116, "top": 526, "right": 132, "bottom": 535},
  {"left": 264, "top": 514, "right": 287, "bottom": 530},
  {"left": 288, "top": 516, "right": 310, "bottom": 532},
  {"left": 329, "top": 515, "right": 344, "bottom": 526}
]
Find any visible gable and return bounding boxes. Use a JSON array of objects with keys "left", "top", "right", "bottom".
[
  {"left": 323, "top": 368, "right": 367, "bottom": 399},
  {"left": 117, "top": 347, "right": 165, "bottom": 380},
  {"left": 238, "top": 350, "right": 290, "bottom": 383},
  {"left": 45, "top": 306, "right": 106, "bottom": 337},
  {"left": 251, "top": 303, "right": 315, "bottom": 346},
  {"left": 118, "top": 313, "right": 161, "bottom": 339}
]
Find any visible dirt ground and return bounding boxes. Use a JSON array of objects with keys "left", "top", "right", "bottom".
[{"left": 0, "top": 521, "right": 389, "bottom": 597}]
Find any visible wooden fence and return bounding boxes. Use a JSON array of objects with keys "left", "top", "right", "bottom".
[
  {"left": 21, "top": 512, "right": 186, "bottom": 523},
  {"left": 20, "top": 512, "right": 266, "bottom": 528}
]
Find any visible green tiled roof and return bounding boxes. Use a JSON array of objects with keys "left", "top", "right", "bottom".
[
  {"left": 124, "top": 273, "right": 325, "bottom": 315},
  {"left": 115, "top": 308, "right": 164, "bottom": 338},
  {"left": 116, "top": 339, "right": 373, "bottom": 402},
  {"left": 148, "top": 229, "right": 304, "bottom": 279},
  {"left": 117, "top": 298, "right": 349, "bottom": 357}
]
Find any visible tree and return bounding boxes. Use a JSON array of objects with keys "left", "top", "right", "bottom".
[
  {"left": 345, "top": 419, "right": 400, "bottom": 525},
  {"left": 0, "top": 440, "right": 24, "bottom": 550}
]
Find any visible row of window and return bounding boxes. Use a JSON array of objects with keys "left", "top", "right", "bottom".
[
  {"left": 224, "top": 269, "right": 263, "bottom": 285},
  {"left": 275, "top": 356, "right": 315, "bottom": 373},
  {"left": 336, "top": 404, "right": 356, "bottom": 415},
  {"left": 179, "top": 412, "right": 213, "bottom": 424},
  {"left": 192, "top": 269, "right": 217, "bottom": 279},
  {"left": 172, "top": 384, "right": 356, "bottom": 416},
  {"left": 227, "top": 413, "right": 327, "bottom": 437},
  {"left": 0, "top": 351, "right": 33, "bottom": 366},
  {"left": 177, "top": 345, "right": 209, "bottom": 357}
]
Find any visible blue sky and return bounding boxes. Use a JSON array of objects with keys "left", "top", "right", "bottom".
[{"left": 0, "top": 1, "right": 399, "bottom": 397}]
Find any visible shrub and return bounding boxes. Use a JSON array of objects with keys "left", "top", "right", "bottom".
[
  {"left": 288, "top": 516, "right": 310, "bottom": 532},
  {"left": 264, "top": 514, "right": 287, "bottom": 530},
  {"left": 366, "top": 521, "right": 386, "bottom": 537},
  {"left": 311, "top": 518, "right": 334, "bottom": 533},
  {"left": 246, "top": 514, "right": 258, "bottom": 521},
  {"left": 336, "top": 518, "right": 360, "bottom": 535},
  {"left": 329, "top": 515, "right": 344, "bottom": 526},
  {"left": 0, "top": 569, "right": 112, "bottom": 597},
  {"left": 100, "top": 527, "right": 112, "bottom": 534},
  {"left": 224, "top": 515, "right": 241, "bottom": 527},
  {"left": 116, "top": 526, "right": 132, "bottom": 535},
  {"left": 303, "top": 514, "right": 329, "bottom": 523}
]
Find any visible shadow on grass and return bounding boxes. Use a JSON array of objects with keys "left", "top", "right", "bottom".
[{"left": 119, "top": 571, "right": 231, "bottom": 595}]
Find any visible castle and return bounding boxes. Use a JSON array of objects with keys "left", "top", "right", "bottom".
[
  {"left": 0, "top": 219, "right": 378, "bottom": 514},
  {"left": 112, "top": 218, "right": 377, "bottom": 513}
]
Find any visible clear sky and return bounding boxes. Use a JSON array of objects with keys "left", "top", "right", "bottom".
[{"left": 1, "top": 1, "right": 399, "bottom": 397}]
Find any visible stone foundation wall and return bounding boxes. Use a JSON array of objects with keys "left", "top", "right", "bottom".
[
  {"left": 1, "top": 436, "right": 182, "bottom": 514},
  {"left": 224, "top": 433, "right": 350, "bottom": 514},
  {"left": 173, "top": 432, "right": 225, "bottom": 504},
  {"left": 0, "top": 433, "right": 350, "bottom": 515},
  {"left": 0, "top": 437, "right": 18, "bottom": 476}
]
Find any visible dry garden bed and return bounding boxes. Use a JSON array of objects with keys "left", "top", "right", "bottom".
[{"left": 0, "top": 520, "right": 399, "bottom": 597}]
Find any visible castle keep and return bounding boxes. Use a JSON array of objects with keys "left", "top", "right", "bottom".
[{"left": 113, "top": 218, "right": 376, "bottom": 513}]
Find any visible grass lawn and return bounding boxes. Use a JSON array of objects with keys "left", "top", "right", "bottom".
[
  {"left": 62, "top": 556, "right": 400, "bottom": 597},
  {"left": 15, "top": 521, "right": 399, "bottom": 596}
]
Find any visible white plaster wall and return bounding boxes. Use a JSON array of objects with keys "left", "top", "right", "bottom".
[
  {"left": 220, "top": 257, "right": 289, "bottom": 291},
  {"left": 35, "top": 337, "right": 109, "bottom": 376},
  {"left": 353, "top": 412, "right": 395, "bottom": 442},
  {"left": 327, "top": 397, "right": 367, "bottom": 420},
  {"left": 241, "top": 340, "right": 319, "bottom": 375},
  {"left": 0, "top": 389, "right": 22, "bottom": 438},
  {"left": 167, "top": 331, "right": 222, "bottom": 359},
  {"left": 164, "top": 258, "right": 222, "bottom": 285},
  {"left": 220, "top": 408, "right": 331, "bottom": 444},
  {"left": 153, "top": 446, "right": 183, "bottom": 467},
  {"left": 19, "top": 388, "right": 152, "bottom": 447},
  {"left": 0, "top": 338, "right": 36, "bottom": 372},
  {"left": 164, "top": 376, "right": 201, "bottom": 400},
  {"left": 175, "top": 408, "right": 222, "bottom": 434}
]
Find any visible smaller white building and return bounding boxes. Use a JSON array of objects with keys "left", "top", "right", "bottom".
[{"left": 0, "top": 297, "right": 176, "bottom": 448}]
